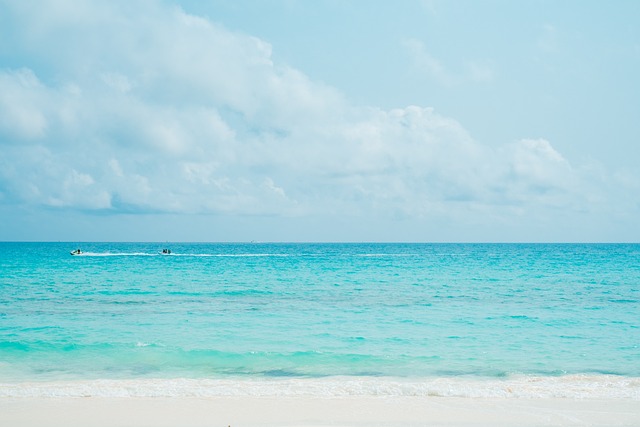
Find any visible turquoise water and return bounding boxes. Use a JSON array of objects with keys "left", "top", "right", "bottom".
[{"left": 1, "top": 243, "right": 639, "bottom": 397}]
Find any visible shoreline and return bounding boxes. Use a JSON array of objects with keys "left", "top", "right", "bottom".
[
  {"left": 2, "top": 377, "right": 639, "bottom": 427},
  {"left": 2, "top": 395, "right": 639, "bottom": 427},
  {"left": 2, "top": 375, "right": 639, "bottom": 399}
]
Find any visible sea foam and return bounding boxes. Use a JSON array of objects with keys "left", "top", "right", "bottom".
[{"left": 1, "top": 375, "right": 638, "bottom": 399}]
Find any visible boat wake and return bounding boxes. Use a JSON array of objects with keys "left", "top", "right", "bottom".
[{"left": 71, "top": 252, "right": 290, "bottom": 257}]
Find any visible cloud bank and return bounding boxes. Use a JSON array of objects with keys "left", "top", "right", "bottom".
[{"left": 0, "top": 1, "right": 636, "bottom": 240}]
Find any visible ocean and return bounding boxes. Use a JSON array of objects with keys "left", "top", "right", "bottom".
[{"left": 1, "top": 242, "right": 638, "bottom": 399}]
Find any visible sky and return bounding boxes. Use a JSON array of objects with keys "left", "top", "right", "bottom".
[{"left": 0, "top": 0, "right": 639, "bottom": 242}]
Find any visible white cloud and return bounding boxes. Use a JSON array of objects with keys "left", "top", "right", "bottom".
[
  {"left": 508, "top": 139, "right": 570, "bottom": 181},
  {"left": 0, "top": 69, "right": 49, "bottom": 139},
  {"left": 0, "top": 1, "right": 636, "bottom": 239},
  {"left": 101, "top": 73, "right": 133, "bottom": 94},
  {"left": 402, "top": 38, "right": 454, "bottom": 86},
  {"left": 403, "top": 38, "right": 495, "bottom": 86}
]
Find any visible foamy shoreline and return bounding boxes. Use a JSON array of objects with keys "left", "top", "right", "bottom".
[
  {"left": 2, "top": 377, "right": 639, "bottom": 426},
  {"left": 1, "top": 375, "right": 639, "bottom": 399},
  {"left": 2, "top": 395, "right": 639, "bottom": 427}
]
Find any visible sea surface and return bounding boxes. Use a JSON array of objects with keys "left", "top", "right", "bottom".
[{"left": 1, "top": 242, "right": 638, "bottom": 399}]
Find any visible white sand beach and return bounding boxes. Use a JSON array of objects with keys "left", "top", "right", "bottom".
[{"left": 2, "top": 396, "right": 639, "bottom": 427}]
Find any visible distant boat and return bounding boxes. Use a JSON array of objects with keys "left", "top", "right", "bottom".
[
  {"left": 161, "top": 249, "right": 172, "bottom": 255},
  {"left": 70, "top": 249, "right": 82, "bottom": 255}
]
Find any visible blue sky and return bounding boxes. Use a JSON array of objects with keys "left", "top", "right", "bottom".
[{"left": 0, "top": 0, "right": 638, "bottom": 242}]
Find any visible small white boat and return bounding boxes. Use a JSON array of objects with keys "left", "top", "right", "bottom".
[{"left": 70, "top": 249, "right": 82, "bottom": 255}]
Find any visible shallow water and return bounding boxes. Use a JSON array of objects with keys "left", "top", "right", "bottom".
[{"left": 1, "top": 242, "right": 638, "bottom": 397}]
